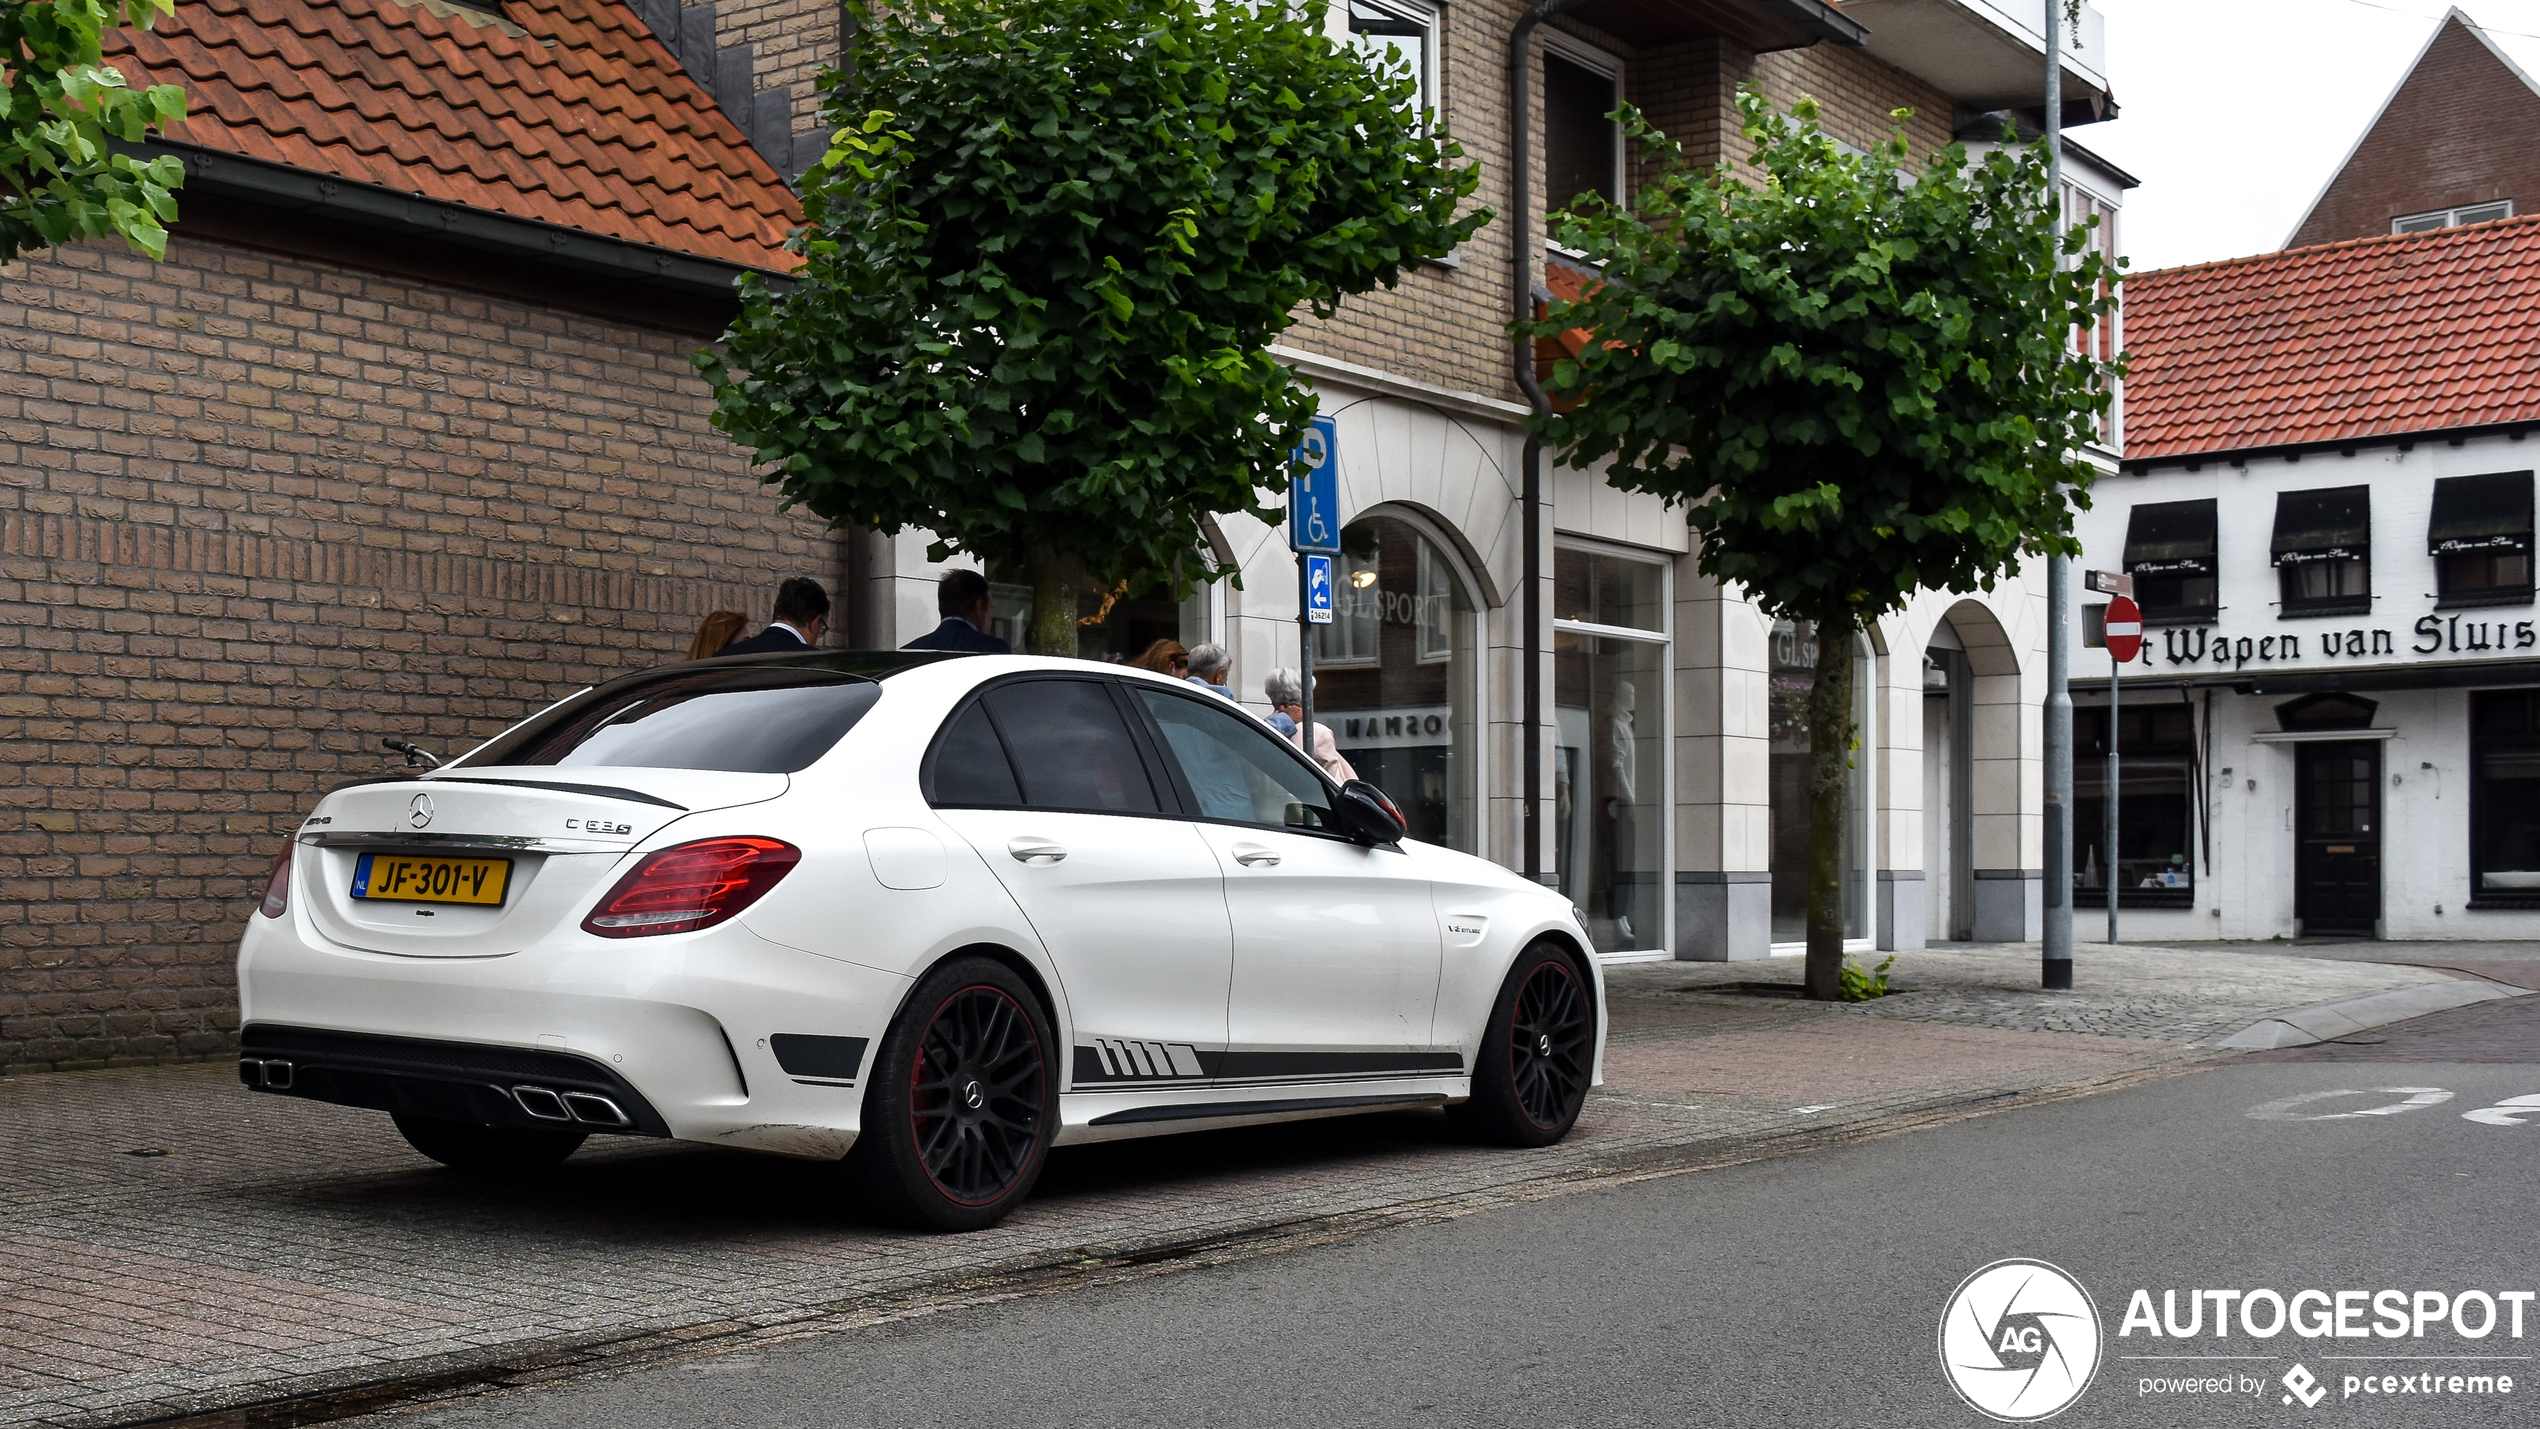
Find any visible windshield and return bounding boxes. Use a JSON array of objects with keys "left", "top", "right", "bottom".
[{"left": 457, "top": 669, "right": 883, "bottom": 773}]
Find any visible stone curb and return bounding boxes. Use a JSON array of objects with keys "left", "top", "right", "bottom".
[{"left": 2215, "top": 977, "right": 2531, "bottom": 1049}]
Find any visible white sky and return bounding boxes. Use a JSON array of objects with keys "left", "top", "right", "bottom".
[{"left": 2080, "top": 0, "right": 2540, "bottom": 272}]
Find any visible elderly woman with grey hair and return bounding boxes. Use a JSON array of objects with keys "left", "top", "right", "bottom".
[
  {"left": 1184, "top": 642, "right": 1235, "bottom": 699},
  {"left": 1262, "top": 666, "right": 1356, "bottom": 782}
]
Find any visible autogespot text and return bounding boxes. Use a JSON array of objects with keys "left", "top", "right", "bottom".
[{"left": 2121, "top": 1286, "right": 2529, "bottom": 1404}]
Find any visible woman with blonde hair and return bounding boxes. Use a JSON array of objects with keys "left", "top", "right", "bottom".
[{"left": 685, "top": 610, "right": 748, "bottom": 660}]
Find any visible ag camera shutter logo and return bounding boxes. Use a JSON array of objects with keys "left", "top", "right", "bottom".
[{"left": 1939, "top": 1259, "right": 2104, "bottom": 1421}]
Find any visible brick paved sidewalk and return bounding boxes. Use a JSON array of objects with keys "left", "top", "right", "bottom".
[{"left": 0, "top": 943, "right": 2463, "bottom": 1429}]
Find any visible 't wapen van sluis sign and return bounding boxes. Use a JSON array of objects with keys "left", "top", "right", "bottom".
[{"left": 2136, "top": 613, "right": 2537, "bottom": 672}]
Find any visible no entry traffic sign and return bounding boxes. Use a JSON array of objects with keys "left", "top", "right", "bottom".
[{"left": 2104, "top": 595, "right": 2143, "bottom": 663}]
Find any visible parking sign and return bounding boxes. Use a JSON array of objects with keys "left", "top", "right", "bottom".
[
  {"left": 1288, "top": 416, "right": 1340, "bottom": 554},
  {"left": 1304, "top": 554, "right": 1334, "bottom": 624}
]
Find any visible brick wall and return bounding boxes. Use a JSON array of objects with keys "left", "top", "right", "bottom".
[
  {"left": 2288, "top": 16, "right": 2540, "bottom": 249},
  {"left": 0, "top": 233, "right": 844, "bottom": 1071}
]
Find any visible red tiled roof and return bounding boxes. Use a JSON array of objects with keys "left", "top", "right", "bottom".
[
  {"left": 108, "top": 0, "right": 801, "bottom": 271},
  {"left": 2122, "top": 215, "right": 2540, "bottom": 460}
]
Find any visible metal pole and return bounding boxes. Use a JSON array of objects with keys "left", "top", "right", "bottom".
[
  {"left": 2040, "top": 0, "right": 2074, "bottom": 990},
  {"left": 1299, "top": 554, "right": 1317, "bottom": 775},
  {"left": 2106, "top": 651, "right": 2120, "bottom": 945}
]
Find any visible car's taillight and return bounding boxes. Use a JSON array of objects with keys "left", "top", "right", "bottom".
[
  {"left": 582, "top": 837, "right": 800, "bottom": 938},
  {"left": 259, "top": 842, "right": 294, "bottom": 919}
]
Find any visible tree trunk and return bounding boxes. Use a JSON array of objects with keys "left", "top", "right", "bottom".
[
  {"left": 1804, "top": 615, "right": 1858, "bottom": 1001},
  {"left": 1023, "top": 546, "right": 1084, "bottom": 657}
]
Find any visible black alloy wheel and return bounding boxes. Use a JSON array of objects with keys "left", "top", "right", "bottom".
[
  {"left": 911, "top": 985, "right": 1046, "bottom": 1203},
  {"left": 849, "top": 956, "right": 1056, "bottom": 1231},
  {"left": 1448, "top": 941, "right": 1594, "bottom": 1147}
]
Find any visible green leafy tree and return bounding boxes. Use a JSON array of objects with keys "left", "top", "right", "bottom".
[
  {"left": 699, "top": 0, "right": 1485, "bottom": 653},
  {"left": 1, "top": 0, "right": 187, "bottom": 262},
  {"left": 1526, "top": 89, "right": 2118, "bottom": 998}
]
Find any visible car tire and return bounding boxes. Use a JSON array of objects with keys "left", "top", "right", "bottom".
[
  {"left": 391, "top": 1112, "right": 586, "bottom": 1172},
  {"left": 848, "top": 955, "right": 1058, "bottom": 1232},
  {"left": 1448, "top": 940, "right": 1594, "bottom": 1148}
]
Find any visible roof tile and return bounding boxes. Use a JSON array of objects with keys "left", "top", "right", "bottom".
[
  {"left": 2124, "top": 217, "right": 2540, "bottom": 459},
  {"left": 109, "top": 0, "right": 799, "bottom": 271}
]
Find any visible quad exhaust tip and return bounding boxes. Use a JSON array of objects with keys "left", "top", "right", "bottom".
[
  {"left": 238, "top": 1057, "right": 294, "bottom": 1091},
  {"left": 511, "top": 1085, "right": 631, "bottom": 1128}
]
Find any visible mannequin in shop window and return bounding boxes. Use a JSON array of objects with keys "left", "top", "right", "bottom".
[{"left": 1605, "top": 681, "right": 1637, "bottom": 945}]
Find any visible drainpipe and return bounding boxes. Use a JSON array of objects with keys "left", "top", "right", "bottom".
[{"left": 1509, "top": 0, "right": 1584, "bottom": 885}]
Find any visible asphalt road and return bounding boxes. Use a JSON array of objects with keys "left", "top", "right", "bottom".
[{"left": 395, "top": 999, "right": 2540, "bottom": 1429}]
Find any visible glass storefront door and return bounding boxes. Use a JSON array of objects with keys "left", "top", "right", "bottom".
[
  {"left": 1316, "top": 514, "right": 1478, "bottom": 851},
  {"left": 1554, "top": 547, "right": 1669, "bottom": 957},
  {"left": 1768, "top": 618, "right": 1871, "bottom": 947}
]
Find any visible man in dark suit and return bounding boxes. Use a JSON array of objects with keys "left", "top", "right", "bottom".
[
  {"left": 903, "top": 569, "right": 1013, "bottom": 654},
  {"left": 718, "top": 577, "right": 831, "bottom": 656}
]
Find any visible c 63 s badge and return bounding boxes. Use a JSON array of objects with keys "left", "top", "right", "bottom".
[{"left": 1940, "top": 1258, "right": 2104, "bottom": 1421}]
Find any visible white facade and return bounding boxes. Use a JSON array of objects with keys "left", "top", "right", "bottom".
[{"left": 2070, "top": 431, "right": 2540, "bottom": 941}]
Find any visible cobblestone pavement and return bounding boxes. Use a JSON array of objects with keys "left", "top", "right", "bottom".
[{"left": 0, "top": 943, "right": 2467, "bottom": 1429}]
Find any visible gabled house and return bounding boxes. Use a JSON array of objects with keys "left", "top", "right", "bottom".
[{"left": 2286, "top": 7, "right": 2540, "bottom": 247}]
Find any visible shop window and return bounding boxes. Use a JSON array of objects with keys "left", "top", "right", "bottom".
[
  {"left": 2073, "top": 703, "right": 2196, "bottom": 908},
  {"left": 1555, "top": 548, "right": 1667, "bottom": 956},
  {"left": 1349, "top": 0, "right": 1436, "bottom": 121},
  {"left": 1315, "top": 514, "right": 1478, "bottom": 851},
  {"left": 2430, "top": 472, "right": 2534, "bottom": 608},
  {"left": 1768, "top": 619, "right": 1870, "bottom": 945},
  {"left": 2121, "top": 499, "right": 2217, "bottom": 624},
  {"left": 2471, "top": 690, "right": 2540, "bottom": 905},
  {"left": 1542, "top": 51, "right": 1618, "bottom": 216},
  {"left": 2271, "top": 485, "right": 2371, "bottom": 617},
  {"left": 1554, "top": 547, "right": 1665, "bottom": 632}
]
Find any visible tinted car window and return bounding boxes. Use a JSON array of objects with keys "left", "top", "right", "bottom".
[
  {"left": 981, "top": 681, "right": 1160, "bottom": 814},
  {"left": 1134, "top": 688, "right": 1336, "bottom": 832},
  {"left": 928, "top": 700, "right": 1023, "bottom": 806},
  {"left": 462, "top": 671, "right": 882, "bottom": 773}
]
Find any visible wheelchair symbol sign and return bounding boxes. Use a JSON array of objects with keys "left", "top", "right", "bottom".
[
  {"left": 1304, "top": 554, "right": 1335, "bottom": 625},
  {"left": 1288, "top": 416, "right": 1340, "bottom": 554}
]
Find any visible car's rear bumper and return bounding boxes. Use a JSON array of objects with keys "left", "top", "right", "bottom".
[
  {"left": 237, "top": 910, "right": 916, "bottom": 1159},
  {"left": 239, "top": 1025, "right": 676, "bottom": 1137}
]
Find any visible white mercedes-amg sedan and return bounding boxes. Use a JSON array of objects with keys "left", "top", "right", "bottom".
[{"left": 237, "top": 652, "right": 1604, "bottom": 1230}]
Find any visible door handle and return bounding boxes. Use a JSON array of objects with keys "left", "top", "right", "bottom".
[
  {"left": 1007, "top": 837, "right": 1067, "bottom": 865},
  {"left": 1230, "top": 843, "right": 1281, "bottom": 867}
]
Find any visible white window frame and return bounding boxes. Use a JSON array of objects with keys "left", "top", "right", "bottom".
[
  {"left": 1763, "top": 619, "right": 1879, "bottom": 959},
  {"left": 1551, "top": 538, "right": 1673, "bottom": 963},
  {"left": 2394, "top": 200, "right": 2514, "bottom": 235},
  {"left": 1345, "top": 0, "right": 1441, "bottom": 127},
  {"left": 1538, "top": 28, "right": 1624, "bottom": 216}
]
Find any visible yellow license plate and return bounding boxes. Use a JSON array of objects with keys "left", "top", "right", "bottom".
[{"left": 352, "top": 853, "right": 511, "bottom": 906}]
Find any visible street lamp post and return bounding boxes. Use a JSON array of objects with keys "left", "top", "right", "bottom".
[{"left": 2041, "top": 0, "right": 2075, "bottom": 990}]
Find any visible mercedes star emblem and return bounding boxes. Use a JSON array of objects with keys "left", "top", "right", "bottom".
[{"left": 408, "top": 793, "right": 434, "bottom": 830}]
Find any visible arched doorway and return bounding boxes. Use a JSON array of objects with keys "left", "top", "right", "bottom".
[
  {"left": 1315, "top": 506, "right": 1484, "bottom": 852},
  {"left": 1925, "top": 599, "right": 2022, "bottom": 941}
]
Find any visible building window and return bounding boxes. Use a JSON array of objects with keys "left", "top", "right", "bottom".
[
  {"left": 2073, "top": 703, "right": 2196, "bottom": 909},
  {"left": 1768, "top": 619, "right": 1871, "bottom": 946},
  {"left": 1542, "top": 49, "right": 1618, "bottom": 216},
  {"left": 2122, "top": 499, "right": 2218, "bottom": 624},
  {"left": 1315, "top": 513, "right": 1478, "bottom": 852},
  {"left": 2272, "top": 484, "right": 2371, "bottom": 617},
  {"left": 2393, "top": 200, "right": 2513, "bottom": 235},
  {"left": 1349, "top": 0, "right": 1437, "bottom": 122},
  {"left": 2472, "top": 690, "right": 2540, "bottom": 905},
  {"left": 2429, "top": 471, "right": 2534, "bottom": 608},
  {"left": 1554, "top": 548, "right": 1668, "bottom": 957}
]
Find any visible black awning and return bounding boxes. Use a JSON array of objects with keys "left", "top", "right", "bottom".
[
  {"left": 2270, "top": 485, "right": 2370, "bottom": 564},
  {"left": 2428, "top": 471, "right": 2534, "bottom": 553},
  {"left": 2124, "top": 499, "right": 2218, "bottom": 574}
]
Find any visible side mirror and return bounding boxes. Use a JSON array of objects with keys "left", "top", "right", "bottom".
[{"left": 1334, "top": 780, "right": 1408, "bottom": 845}]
